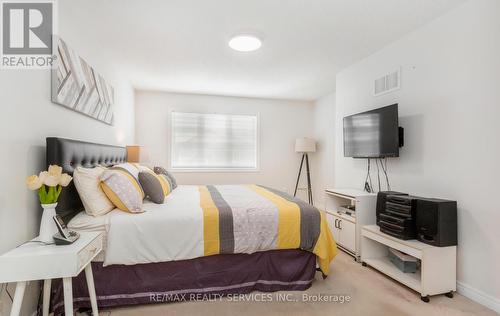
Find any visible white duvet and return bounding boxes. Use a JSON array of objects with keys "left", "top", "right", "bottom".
[
  {"left": 104, "top": 185, "right": 205, "bottom": 266},
  {"left": 86, "top": 184, "right": 336, "bottom": 275}
]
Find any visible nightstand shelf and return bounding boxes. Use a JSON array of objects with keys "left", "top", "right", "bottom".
[{"left": 0, "top": 232, "right": 102, "bottom": 316}]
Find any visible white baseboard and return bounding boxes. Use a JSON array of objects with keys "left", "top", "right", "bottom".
[{"left": 457, "top": 281, "right": 500, "bottom": 313}]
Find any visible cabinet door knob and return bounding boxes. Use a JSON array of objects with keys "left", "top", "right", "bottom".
[{"left": 339, "top": 219, "right": 342, "bottom": 230}]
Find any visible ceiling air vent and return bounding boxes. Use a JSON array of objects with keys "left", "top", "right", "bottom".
[{"left": 374, "top": 68, "right": 400, "bottom": 96}]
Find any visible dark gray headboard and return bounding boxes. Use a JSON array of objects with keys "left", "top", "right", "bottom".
[{"left": 46, "top": 137, "right": 127, "bottom": 223}]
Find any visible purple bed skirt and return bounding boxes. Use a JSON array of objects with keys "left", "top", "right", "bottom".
[{"left": 50, "top": 249, "right": 317, "bottom": 315}]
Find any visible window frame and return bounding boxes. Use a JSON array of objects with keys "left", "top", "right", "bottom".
[{"left": 169, "top": 110, "right": 260, "bottom": 173}]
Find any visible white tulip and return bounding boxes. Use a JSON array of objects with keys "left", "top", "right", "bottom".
[
  {"left": 44, "top": 174, "right": 60, "bottom": 187},
  {"left": 59, "top": 173, "right": 73, "bottom": 187},
  {"left": 39, "top": 171, "right": 48, "bottom": 182},
  {"left": 26, "top": 175, "right": 43, "bottom": 190},
  {"left": 48, "top": 165, "right": 63, "bottom": 177}
]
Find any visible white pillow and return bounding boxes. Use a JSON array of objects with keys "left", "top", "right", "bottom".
[{"left": 73, "top": 166, "right": 114, "bottom": 216}]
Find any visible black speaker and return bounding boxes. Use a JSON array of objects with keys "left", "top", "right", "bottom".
[
  {"left": 416, "top": 198, "right": 457, "bottom": 247},
  {"left": 398, "top": 126, "right": 404, "bottom": 147},
  {"left": 376, "top": 191, "right": 408, "bottom": 224}
]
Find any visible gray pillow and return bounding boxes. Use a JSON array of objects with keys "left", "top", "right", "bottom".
[
  {"left": 154, "top": 166, "right": 177, "bottom": 190},
  {"left": 138, "top": 171, "right": 165, "bottom": 204}
]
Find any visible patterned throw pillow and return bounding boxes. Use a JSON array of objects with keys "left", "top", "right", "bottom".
[
  {"left": 113, "top": 162, "right": 142, "bottom": 181},
  {"left": 138, "top": 169, "right": 171, "bottom": 204},
  {"left": 100, "top": 167, "right": 145, "bottom": 213},
  {"left": 154, "top": 166, "right": 177, "bottom": 190}
]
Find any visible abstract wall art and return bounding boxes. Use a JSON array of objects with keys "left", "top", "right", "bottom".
[{"left": 51, "top": 37, "right": 114, "bottom": 125}]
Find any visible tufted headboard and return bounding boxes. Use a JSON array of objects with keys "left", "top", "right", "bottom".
[{"left": 46, "top": 137, "right": 127, "bottom": 223}]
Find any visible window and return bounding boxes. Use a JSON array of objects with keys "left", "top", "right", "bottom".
[{"left": 171, "top": 112, "right": 258, "bottom": 171}]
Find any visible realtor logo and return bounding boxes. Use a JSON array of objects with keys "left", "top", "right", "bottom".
[{"left": 1, "top": 0, "right": 55, "bottom": 69}]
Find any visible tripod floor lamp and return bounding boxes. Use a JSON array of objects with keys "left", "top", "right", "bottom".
[{"left": 293, "top": 137, "right": 316, "bottom": 205}]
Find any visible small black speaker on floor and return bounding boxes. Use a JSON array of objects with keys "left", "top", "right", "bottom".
[{"left": 416, "top": 198, "right": 457, "bottom": 247}]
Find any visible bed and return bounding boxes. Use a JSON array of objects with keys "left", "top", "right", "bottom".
[{"left": 45, "top": 137, "right": 337, "bottom": 315}]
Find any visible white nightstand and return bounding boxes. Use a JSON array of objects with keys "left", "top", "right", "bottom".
[{"left": 0, "top": 232, "right": 103, "bottom": 316}]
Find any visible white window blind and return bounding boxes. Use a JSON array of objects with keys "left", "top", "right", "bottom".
[{"left": 171, "top": 112, "right": 258, "bottom": 170}]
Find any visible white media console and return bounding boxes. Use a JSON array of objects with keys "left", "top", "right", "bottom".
[
  {"left": 324, "top": 188, "right": 377, "bottom": 261},
  {"left": 324, "top": 189, "right": 457, "bottom": 302},
  {"left": 361, "top": 225, "right": 456, "bottom": 302}
]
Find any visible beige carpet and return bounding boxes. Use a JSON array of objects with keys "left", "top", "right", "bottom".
[{"left": 96, "top": 251, "right": 497, "bottom": 316}]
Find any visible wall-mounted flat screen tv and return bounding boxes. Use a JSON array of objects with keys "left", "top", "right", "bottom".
[{"left": 343, "top": 104, "right": 399, "bottom": 158}]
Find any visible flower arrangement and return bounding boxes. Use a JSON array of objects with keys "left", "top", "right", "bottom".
[{"left": 26, "top": 165, "right": 72, "bottom": 204}]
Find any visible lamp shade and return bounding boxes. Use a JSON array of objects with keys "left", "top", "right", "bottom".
[
  {"left": 126, "top": 145, "right": 150, "bottom": 163},
  {"left": 126, "top": 146, "right": 140, "bottom": 163},
  {"left": 295, "top": 137, "right": 316, "bottom": 153}
]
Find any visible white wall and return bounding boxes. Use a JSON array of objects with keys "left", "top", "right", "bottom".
[
  {"left": 312, "top": 92, "right": 336, "bottom": 209},
  {"left": 0, "top": 2, "right": 135, "bottom": 315},
  {"left": 135, "top": 91, "right": 314, "bottom": 198},
  {"left": 332, "top": 0, "right": 500, "bottom": 311}
]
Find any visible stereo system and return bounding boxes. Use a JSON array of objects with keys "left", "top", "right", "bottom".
[
  {"left": 376, "top": 192, "right": 457, "bottom": 246},
  {"left": 379, "top": 195, "right": 419, "bottom": 240},
  {"left": 375, "top": 191, "right": 408, "bottom": 225}
]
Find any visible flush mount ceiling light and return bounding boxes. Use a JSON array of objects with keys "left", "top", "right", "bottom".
[{"left": 228, "top": 35, "right": 262, "bottom": 52}]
